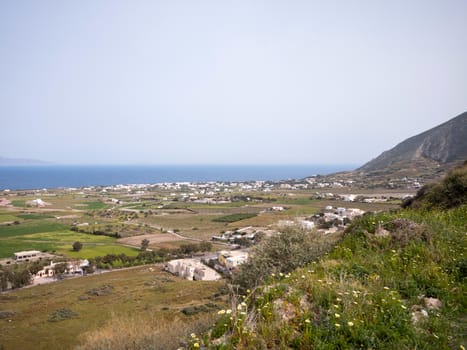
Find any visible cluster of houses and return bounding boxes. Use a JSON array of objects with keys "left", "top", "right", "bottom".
[
  {"left": 34, "top": 259, "right": 90, "bottom": 279},
  {"left": 165, "top": 250, "right": 249, "bottom": 281},
  {"left": 211, "top": 226, "right": 276, "bottom": 247}
]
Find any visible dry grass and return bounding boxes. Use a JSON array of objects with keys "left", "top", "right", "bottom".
[
  {"left": 0, "top": 266, "right": 225, "bottom": 350},
  {"left": 76, "top": 312, "right": 216, "bottom": 350}
]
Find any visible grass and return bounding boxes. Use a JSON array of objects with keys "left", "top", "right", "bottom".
[
  {"left": 60, "top": 244, "right": 140, "bottom": 259},
  {"left": 0, "top": 239, "right": 61, "bottom": 259},
  {"left": 213, "top": 213, "right": 258, "bottom": 223},
  {"left": 194, "top": 205, "right": 467, "bottom": 349},
  {"left": 11, "top": 200, "right": 26, "bottom": 208},
  {"left": 0, "top": 214, "right": 20, "bottom": 223},
  {"left": 0, "top": 265, "right": 225, "bottom": 350},
  {"left": 83, "top": 201, "right": 109, "bottom": 210},
  {"left": 18, "top": 230, "right": 116, "bottom": 243},
  {"left": 16, "top": 213, "right": 55, "bottom": 220},
  {"left": 0, "top": 221, "right": 68, "bottom": 238}
]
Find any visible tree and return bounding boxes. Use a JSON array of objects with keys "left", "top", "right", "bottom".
[
  {"left": 199, "top": 241, "right": 212, "bottom": 252},
  {"left": 72, "top": 241, "right": 83, "bottom": 252},
  {"left": 53, "top": 262, "right": 67, "bottom": 279},
  {"left": 141, "top": 239, "right": 150, "bottom": 251}
]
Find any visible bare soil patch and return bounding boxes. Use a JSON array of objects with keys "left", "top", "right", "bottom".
[{"left": 118, "top": 233, "right": 182, "bottom": 246}]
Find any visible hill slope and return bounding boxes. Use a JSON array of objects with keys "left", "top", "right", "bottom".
[{"left": 358, "top": 111, "right": 467, "bottom": 175}]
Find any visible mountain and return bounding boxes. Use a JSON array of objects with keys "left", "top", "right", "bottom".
[
  {"left": 358, "top": 111, "right": 467, "bottom": 176},
  {"left": 0, "top": 156, "right": 50, "bottom": 166}
]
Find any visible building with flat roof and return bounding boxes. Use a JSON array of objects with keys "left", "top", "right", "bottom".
[{"left": 14, "top": 250, "right": 42, "bottom": 261}]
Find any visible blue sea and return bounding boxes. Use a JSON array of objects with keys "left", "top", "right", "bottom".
[{"left": 0, "top": 164, "right": 357, "bottom": 190}]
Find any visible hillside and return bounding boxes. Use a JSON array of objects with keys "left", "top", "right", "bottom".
[
  {"left": 358, "top": 111, "right": 467, "bottom": 177},
  {"left": 184, "top": 171, "right": 467, "bottom": 349}
]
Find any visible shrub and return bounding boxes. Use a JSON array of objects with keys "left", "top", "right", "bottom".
[{"left": 232, "top": 228, "right": 341, "bottom": 290}]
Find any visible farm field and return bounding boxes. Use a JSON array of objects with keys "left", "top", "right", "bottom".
[{"left": 0, "top": 182, "right": 410, "bottom": 350}]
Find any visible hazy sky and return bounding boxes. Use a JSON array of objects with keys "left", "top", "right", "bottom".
[{"left": 1, "top": 1, "right": 466, "bottom": 165}]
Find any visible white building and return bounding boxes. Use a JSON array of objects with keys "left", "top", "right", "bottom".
[{"left": 165, "top": 259, "right": 221, "bottom": 281}]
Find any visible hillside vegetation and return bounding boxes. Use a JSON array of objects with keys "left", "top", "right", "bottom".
[
  {"left": 402, "top": 161, "right": 467, "bottom": 210},
  {"left": 182, "top": 170, "right": 466, "bottom": 349}
]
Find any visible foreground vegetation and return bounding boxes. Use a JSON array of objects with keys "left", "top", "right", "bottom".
[{"left": 187, "top": 205, "right": 465, "bottom": 349}]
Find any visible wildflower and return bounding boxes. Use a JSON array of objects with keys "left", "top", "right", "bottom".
[
  {"left": 218, "top": 309, "right": 226, "bottom": 315},
  {"left": 305, "top": 318, "right": 311, "bottom": 324},
  {"left": 302, "top": 275, "right": 306, "bottom": 279},
  {"left": 237, "top": 305, "right": 242, "bottom": 310},
  {"left": 271, "top": 273, "right": 275, "bottom": 277},
  {"left": 460, "top": 345, "right": 465, "bottom": 350},
  {"left": 240, "top": 311, "right": 246, "bottom": 315},
  {"left": 226, "top": 309, "right": 232, "bottom": 314},
  {"left": 383, "top": 286, "right": 390, "bottom": 290},
  {"left": 433, "top": 334, "right": 439, "bottom": 339},
  {"left": 334, "top": 313, "right": 341, "bottom": 318},
  {"left": 400, "top": 305, "right": 407, "bottom": 310},
  {"left": 333, "top": 304, "right": 339, "bottom": 309},
  {"left": 191, "top": 333, "right": 196, "bottom": 338},
  {"left": 193, "top": 342, "right": 200, "bottom": 348},
  {"left": 347, "top": 321, "right": 354, "bottom": 327},
  {"left": 335, "top": 323, "right": 341, "bottom": 328},
  {"left": 241, "top": 302, "right": 247, "bottom": 307},
  {"left": 246, "top": 289, "right": 251, "bottom": 293},
  {"left": 336, "top": 298, "right": 341, "bottom": 302},
  {"left": 353, "top": 301, "right": 358, "bottom": 305},
  {"left": 279, "top": 272, "right": 284, "bottom": 277},
  {"left": 391, "top": 249, "right": 396, "bottom": 253}
]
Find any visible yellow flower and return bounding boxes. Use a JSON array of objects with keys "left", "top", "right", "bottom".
[
  {"left": 190, "top": 333, "right": 196, "bottom": 338},
  {"left": 218, "top": 309, "right": 226, "bottom": 315},
  {"left": 193, "top": 342, "right": 200, "bottom": 348},
  {"left": 400, "top": 305, "right": 407, "bottom": 310},
  {"left": 226, "top": 309, "right": 232, "bottom": 314},
  {"left": 336, "top": 298, "right": 341, "bottom": 302},
  {"left": 460, "top": 345, "right": 465, "bottom": 350},
  {"left": 383, "top": 286, "right": 390, "bottom": 290},
  {"left": 347, "top": 321, "right": 354, "bottom": 327},
  {"left": 335, "top": 323, "right": 341, "bottom": 328},
  {"left": 334, "top": 313, "right": 340, "bottom": 318},
  {"left": 305, "top": 318, "right": 311, "bottom": 323}
]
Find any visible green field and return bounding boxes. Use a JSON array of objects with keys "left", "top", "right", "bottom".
[
  {"left": 0, "top": 240, "right": 61, "bottom": 259},
  {"left": 16, "top": 213, "right": 55, "bottom": 220},
  {"left": 0, "top": 221, "right": 68, "bottom": 238},
  {"left": 58, "top": 244, "right": 139, "bottom": 259},
  {"left": 82, "top": 201, "right": 109, "bottom": 210},
  {"left": 0, "top": 214, "right": 20, "bottom": 223},
  {"left": 18, "top": 230, "right": 116, "bottom": 243}
]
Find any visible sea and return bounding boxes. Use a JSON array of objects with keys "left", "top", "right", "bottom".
[{"left": 0, "top": 164, "right": 357, "bottom": 191}]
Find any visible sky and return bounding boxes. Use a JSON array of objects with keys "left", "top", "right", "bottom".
[{"left": 1, "top": 0, "right": 466, "bottom": 166}]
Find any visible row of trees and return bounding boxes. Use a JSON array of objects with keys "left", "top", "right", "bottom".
[{"left": 91, "top": 241, "right": 213, "bottom": 270}]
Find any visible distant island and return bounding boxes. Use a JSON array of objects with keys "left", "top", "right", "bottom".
[{"left": 0, "top": 156, "right": 50, "bottom": 166}]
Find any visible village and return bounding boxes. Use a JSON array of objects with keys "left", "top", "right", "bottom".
[{"left": 1, "top": 200, "right": 368, "bottom": 287}]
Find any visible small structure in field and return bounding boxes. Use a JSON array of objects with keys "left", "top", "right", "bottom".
[{"left": 165, "top": 258, "right": 221, "bottom": 281}]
